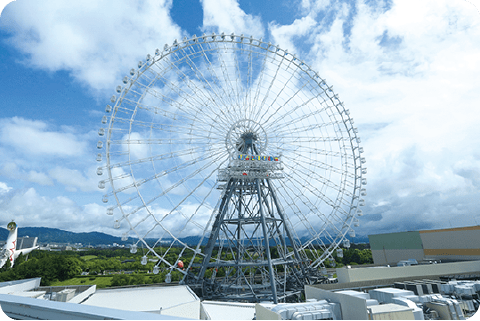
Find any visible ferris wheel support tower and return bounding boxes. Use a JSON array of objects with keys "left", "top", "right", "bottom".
[{"left": 187, "top": 123, "right": 308, "bottom": 302}]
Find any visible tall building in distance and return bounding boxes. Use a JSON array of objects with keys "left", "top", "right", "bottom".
[{"left": 369, "top": 225, "right": 480, "bottom": 265}]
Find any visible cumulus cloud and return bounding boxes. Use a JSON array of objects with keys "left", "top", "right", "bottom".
[
  {"left": 0, "top": 117, "right": 87, "bottom": 157},
  {"left": 269, "top": 15, "right": 317, "bottom": 53},
  {"left": 1, "top": 0, "right": 479, "bottom": 238},
  {"left": 0, "top": 182, "right": 12, "bottom": 195},
  {"left": 1, "top": 162, "right": 54, "bottom": 186},
  {"left": 201, "top": 0, "right": 265, "bottom": 37},
  {"left": 265, "top": 0, "right": 480, "bottom": 234},
  {"left": 0, "top": 117, "right": 103, "bottom": 195},
  {"left": 0, "top": 187, "right": 114, "bottom": 234},
  {"left": 49, "top": 166, "right": 99, "bottom": 192},
  {"left": 1, "top": 0, "right": 183, "bottom": 95}
]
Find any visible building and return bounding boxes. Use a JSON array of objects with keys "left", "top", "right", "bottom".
[
  {"left": 368, "top": 225, "right": 480, "bottom": 265},
  {"left": 1, "top": 275, "right": 479, "bottom": 319},
  {"left": 1, "top": 236, "right": 38, "bottom": 251}
]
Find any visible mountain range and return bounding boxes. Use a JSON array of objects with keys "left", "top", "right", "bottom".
[{"left": 0, "top": 226, "right": 370, "bottom": 247}]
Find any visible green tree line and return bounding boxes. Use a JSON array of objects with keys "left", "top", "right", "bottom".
[{"left": 0, "top": 245, "right": 373, "bottom": 287}]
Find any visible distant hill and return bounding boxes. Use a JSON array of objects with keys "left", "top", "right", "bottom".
[
  {"left": 0, "top": 226, "right": 370, "bottom": 247},
  {"left": 0, "top": 226, "right": 129, "bottom": 246}
]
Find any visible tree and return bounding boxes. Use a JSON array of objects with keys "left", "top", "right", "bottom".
[
  {"left": 56, "top": 256, "right": 83, "bottom": 281},
  {"left": 111, "top": 274, "right": 130, "bottom": 286}
]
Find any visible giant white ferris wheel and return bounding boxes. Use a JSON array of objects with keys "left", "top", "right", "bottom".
[{"left": 96, "top": 33, "right": 366, "bottom": 303}]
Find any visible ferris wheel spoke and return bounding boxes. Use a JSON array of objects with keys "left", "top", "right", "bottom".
[
  {"left": 281, "top": 136, "right": 349, "bottom": 143},
  {"left": 282, "top": 167, "right": 348, "bottom": 218},
  {"left": 106, "top": 194, "right": 140, "bottom": 209},
  {"left": 215, "top": 43, "right": 242, "bottom": 111},
  {"left": 196, "top": 41, "right": 236, "bottom": 106},
  {"left": 103, "top": 146, "right": 207, "bottom": 170},
  {"left": 279, "top": 145, "right": 353, "bottom": 178},
  {"left": 111, "top": 115, "right": 215, "bottom": 137},
  {"left": 194, "top": 41, "right": 240, "bottom": 124},
  {"left": 252, "top": 54, "right": 289, "bottom": 122},
  {"left": 262, "top": 91, "right": 331, "bottom": 132},
  {"left": 270, "top": 117, "right": 345, "bottom": 139},
  {"left": 244, "top": 45, "right": 254, "bottom": 120},
  {"left": 168, "top": 50, "right": 237, "bottom": 125},
  {"left": 109, "top": 137, "right": 214, "bottom": 145},
  {"left": 277, "top": 143, "right": 347, "bottom": 159},
  {"left": 172, "top": 47, "right": 225, "bottom": 105},
  {"left": 131, "top": 101, "right": 228, "bottom": 136},
  {"left": 161, "top": 158, "right": 227, "bottom": 220},
  {"left": 124, "top": 151, "right": 227, "bottom": 221},
  {"left": 284, "top": 159, "right": 354, "bottom": 207},
  {"left": 141, "top": 68, "right": 228, "bottom": 126},
  {"left": 231, "top": 46, "right": 247, "bottom": 122},
  {"left": 131, "top": 78, "right": 206, "bottom": 117},
  {"left": 275, "top": 180, "right": 324, "bottom": 238},
  {"left": 173, "top": 177, "right": 220, "bottom": 235},
  {"left": 249, "top": 46, "right": 270, "bottom": 120},
  {"left": 282, "top": 152, "right": 352, "bottom": 179},
  {"left": 113, "top": 155, "right": 212, "bottom": 197},
  {"left": 256, "top": 65, "right": 303, "bottom": 124}
]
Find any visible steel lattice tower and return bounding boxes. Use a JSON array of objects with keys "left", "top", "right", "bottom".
[{"left": 185, "top": 127, "right": 308, "bottom": 303}]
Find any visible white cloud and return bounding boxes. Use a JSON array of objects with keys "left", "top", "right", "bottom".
[
  {"left": 49, "top": 166, "right": 99, "bottom": 192},
  {"left": 269, "top": 15, "right": 317, "bottom": 53},
  {"left": 0, "top": 187, "right": 114, "bottom": 234},
  {"left": 1, "top": 162, "right": 54, "bottom": 186},
  {"left": 0, "top": 117, "right": 87, "bottom": 157},
  {"left": 265, "top": 0, "right": 480, "bottom": 234},
  {"left": 27, "top": 170, "right": 54, "bottom": 186},
  {"left": 298, "top": 0, "right": 332, "bottom": 15},
  {"left": 1, "top": 0, "right": 183, "bottom": 95},
  {"left": 1, "top": 0, "right": 479, "bottom": 238},
  {"left": 0, "top": 182, "right": 12, "bottom": 195},
  {"left": 201, "top": 0, "right": 265, "bottom": 37}
]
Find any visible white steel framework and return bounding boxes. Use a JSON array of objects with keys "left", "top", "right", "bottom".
[{"left": 96, "top": 33, "right": 366, "bottom": 302}]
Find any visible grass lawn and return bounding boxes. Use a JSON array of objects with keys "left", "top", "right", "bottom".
[
  {"left": 50, "top": 276, "right": 112, "bottom": 288},
  {"left": 80, "top": 255, "right": 98, "bottom": 261}
]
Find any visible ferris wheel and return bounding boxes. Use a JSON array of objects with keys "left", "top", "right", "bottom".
[{"left": 96, "top": 33, "right": 366, "bottom": 302}]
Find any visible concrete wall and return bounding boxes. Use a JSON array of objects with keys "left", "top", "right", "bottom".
[
  {"left": 369, "top": 232, "right": 423, "bottom": 251},
  {"left": 371, "top": 249, "right": 425, "bottom": 265},
  {"left": 336, "top": 260, "right": 480, "bottom": 283},
  {"left": 69, "top": 285, "right": 96, "bottom": 304},
  {"left": 0, "top": 278, "right": 41, "bottom": 294},
  {"left": 255, "top": 304, "right": 282, "bottom": 320},
  {"left": 369, "top": 232, "right": 424, "bottom": 265}
]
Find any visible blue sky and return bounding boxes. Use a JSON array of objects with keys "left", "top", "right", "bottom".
[{"left": 0, "top": 0, "right": 479, "bottom": 238}]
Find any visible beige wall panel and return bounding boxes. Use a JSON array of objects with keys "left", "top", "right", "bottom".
[{"left": 420, "top": 229, "right": 480, "bottom": 250}]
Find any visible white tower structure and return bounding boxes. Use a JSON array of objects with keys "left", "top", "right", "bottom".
[{"left": 0, "top": 221, "right": 38, "bottom": 268}]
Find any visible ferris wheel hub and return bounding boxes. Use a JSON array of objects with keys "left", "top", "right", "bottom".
[{"left": 226, "top": 119, "right": 268, "bottom": 156}]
